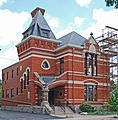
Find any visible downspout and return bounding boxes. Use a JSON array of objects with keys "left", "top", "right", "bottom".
[{"left": 72, "top": 48, "right": 74, "bottom": 105}]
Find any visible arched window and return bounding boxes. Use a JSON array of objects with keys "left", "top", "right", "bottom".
[
  {"left": 41, "top": 60, "right": 50, "bottom": 70},
  {"left": 27, "top": 69, "right": 29, "bottom": 85},
  {"left": 42, "top": 61, "right": 49, "bottom": 68},
  {"left": 21, "top": 79, "right": 23, "bottom": 93},
  {"left": 24, "top": 74, "right": 26, "bottom": 89}
]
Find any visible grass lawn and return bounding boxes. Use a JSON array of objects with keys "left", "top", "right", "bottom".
[{"left": 88, "top": 111, "right": 118, "bottom": 115}]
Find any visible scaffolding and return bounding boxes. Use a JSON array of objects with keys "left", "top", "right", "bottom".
[{"left": 96, "top": 26, "right": 118, "bottom": 91}]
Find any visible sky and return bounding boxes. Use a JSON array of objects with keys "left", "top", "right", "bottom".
[{"left": 0, "top": 0, "right": 117, "bottom": 79}]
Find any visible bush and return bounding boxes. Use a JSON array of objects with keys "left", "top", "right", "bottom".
[
  {"left": 79, "top": 103, "right": 92, "bottom": 112},
  {"left": 110, "top": 105, "right": 118, "bottom": 111},
  {"left": 110, "top": 88, "right": 118, "bottom": 111}
]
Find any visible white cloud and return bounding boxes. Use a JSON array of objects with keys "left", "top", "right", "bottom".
[
  {"left": 79, "top": 8, "right": 118, "bottom": 38},
  {"left": 0, "top": 9, "right": 30, "bottom": 79},
  {"left": 0, "top": 47, "right": 18, "bottom": 79},
  {"left": 75, "top": 0, "right": 91, "bottom": 7},
  {"left": 73, "top": 16, "right": 85, "bottom": 27},
  {"left": 45, "top": 15, "right": 59, "bottom": 28},
  {"left": 55, "top": 16, "right": 85, "bottom": 38},
  {"left": 56, "top": 26, "right": 73, "bottom": 38},
  {"left": 0, "top": 9, "right": 30, "bottom": 46},
  {"left": 0, "top": 0, "right": 7, "bottom": 6},
  {"left": 48, "top": 18, "right": 59, "bottom": 28}
]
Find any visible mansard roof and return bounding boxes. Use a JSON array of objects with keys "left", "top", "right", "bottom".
[
  {"left": 22, "top": 9, "right": 56, "bottom": 40},
  {"left": 58, "top": 31, "right": 87, "bottom": 47}
]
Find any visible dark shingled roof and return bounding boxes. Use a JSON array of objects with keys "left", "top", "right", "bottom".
[
  {"left": 22, "top": 10, "right": 56, "bottom": 40},
  {"left": 58, "top": 31, "right": 87, "bottom": 47}
]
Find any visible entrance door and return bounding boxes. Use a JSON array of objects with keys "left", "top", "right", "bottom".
[{"left": 48, "top": 89, "right": 54, "bottom": 106}]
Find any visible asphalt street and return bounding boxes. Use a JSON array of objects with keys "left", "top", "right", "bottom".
[
  {"left": 0, "top": 110, "right": 117, "bottom": 120},
  {"left": 0, "top": 110, "right": 65, "bottom": 120}
]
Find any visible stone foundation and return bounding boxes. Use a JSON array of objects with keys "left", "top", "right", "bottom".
[{"left": 1, "top": 105, "right": 46, "bottom": 114}]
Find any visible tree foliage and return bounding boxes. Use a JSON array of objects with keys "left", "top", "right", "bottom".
[
  {"left": 110, "top": 88, "right": 118, "bottom": 111},
  {"left": 105, "top": 0, "right": 118, "bottom": 8}
]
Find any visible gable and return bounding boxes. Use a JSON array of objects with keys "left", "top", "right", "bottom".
[
  {"left": 88, "top": 36, "right": 98, "bottom": 45},
  {"left": 89, "top": 44, "right": 96, "bottom": 53}
]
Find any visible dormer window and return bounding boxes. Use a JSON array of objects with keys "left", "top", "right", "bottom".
[{"left": 41, "top": 29, "right": 50, "bottom": 38}]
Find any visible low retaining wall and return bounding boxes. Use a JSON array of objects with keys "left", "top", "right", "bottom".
[{"left": 1, "top": 105, "right": 46, "bottom": 114}]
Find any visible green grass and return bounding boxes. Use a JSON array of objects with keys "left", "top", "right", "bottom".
[{"left": 88, "top": 111, "right": 118, "bottom": 115}]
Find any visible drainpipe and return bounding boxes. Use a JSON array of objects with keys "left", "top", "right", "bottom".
[{"left": 72, "top": 48, "right": 75, "bottom": 105}]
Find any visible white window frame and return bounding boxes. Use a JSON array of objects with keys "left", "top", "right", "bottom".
[{"left": 41, "top": 59, "right": 50, "bottom": 70}]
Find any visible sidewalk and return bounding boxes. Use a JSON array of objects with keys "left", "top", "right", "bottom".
[{"left": 51, "top": 113, "right": 118, "bottom": 120}]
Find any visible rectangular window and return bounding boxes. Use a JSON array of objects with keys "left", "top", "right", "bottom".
[
  {"left": 60, "top": 58, "right": 64, "bottom": 74},
  {"left": 12, "top": 70, "right": 14, "bottom": 80},
  {"left": 7, "top": 72, "right": 9, "bottom": 80},
  {"left": 16, "top": 88, "right": 18, "bottom": 95},
  {"left": 21, "top": 79, "right": 23, "bottom": 93},
  {"left": 11, "top": 88, "right": 14, "bottom": 98},
  {"left": 24, "top": 74, "right": 26, "bottom": 89},
  {"left": 89, "top": 54, "right": 93, "bottom": 76},
  {"left": 2, "top": 90, "right": 4, "bottom": 98},
  {"left": 27, "top": 69, "right": 29, "bottom": 85},
  {"left": 95, "top": 55, "right": 97, "bottom": 76},
  {"left": 88, "top": 85, "right": 93, "bottom": 101},
  {"left": 84, "top": 85, "right": 87, "bottom": 101},
  {"left": 17, "top": 67, "right": 18, "bottom": 76},
  {"left": 6, "top": 89, "right": 9, "bottom": 98},
  {"left": 2, "top": 73, "right": 4, "bottom": 81},
  {"left": 94, "top": 85, "right": 97, "bottom": 101},
  {"left": 41, "top": 29, "right": 49, "bottom": 38},
  {"left": 84, "top": 53, "right": 87, "bottom": 75}
]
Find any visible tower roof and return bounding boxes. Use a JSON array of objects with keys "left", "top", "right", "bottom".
[
  {"left": 22, "top": 8, "right": 56, "bottom": 40},
  {"left": 58, "top": 31, "right": 87, "bottom": 47}
]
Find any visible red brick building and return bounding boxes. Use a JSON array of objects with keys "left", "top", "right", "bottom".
[{"left": 1, "top": 8, "right": 110, "bottom": 107}]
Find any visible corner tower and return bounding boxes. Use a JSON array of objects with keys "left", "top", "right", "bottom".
[{"left": 16, "top": 8, "right": 61, "bottom": 105}]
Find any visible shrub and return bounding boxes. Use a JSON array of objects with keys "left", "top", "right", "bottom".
[
  {"left": 109, "top": 88, "right": 118, "bottom": 111},
  {"left": 110, "top": 105, "right": 118, "bottom": 111},
  {"left": 79, "top": 103, "right": 92, "bottom": 112}
]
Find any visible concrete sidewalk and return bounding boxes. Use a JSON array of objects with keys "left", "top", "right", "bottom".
[{"left": 51, "top": 113, "right": 118, "bottom": 120}]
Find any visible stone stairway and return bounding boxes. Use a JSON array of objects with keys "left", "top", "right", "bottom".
[{"left": 53, "top": 106, "right": 74, "bottom": 115}]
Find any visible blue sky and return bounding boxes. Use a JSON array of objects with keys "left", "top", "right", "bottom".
[{"left": 0, "top": 0, "right": 117, "bottom": 79}]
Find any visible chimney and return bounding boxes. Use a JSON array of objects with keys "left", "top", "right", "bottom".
[{"left": 31, "top": 7, "right": 45, "bottom": 18}]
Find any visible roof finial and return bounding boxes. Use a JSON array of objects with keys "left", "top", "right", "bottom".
[{"left": 90, "top": 32, "right": 93, "bottom": 36}]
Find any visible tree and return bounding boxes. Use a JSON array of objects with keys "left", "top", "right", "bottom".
[
  {"left": 105, "top": 0, "right": 118, "bottom": 8},
  {"left": 110, "top": 88, "right": 118, "bottom": 111}
]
